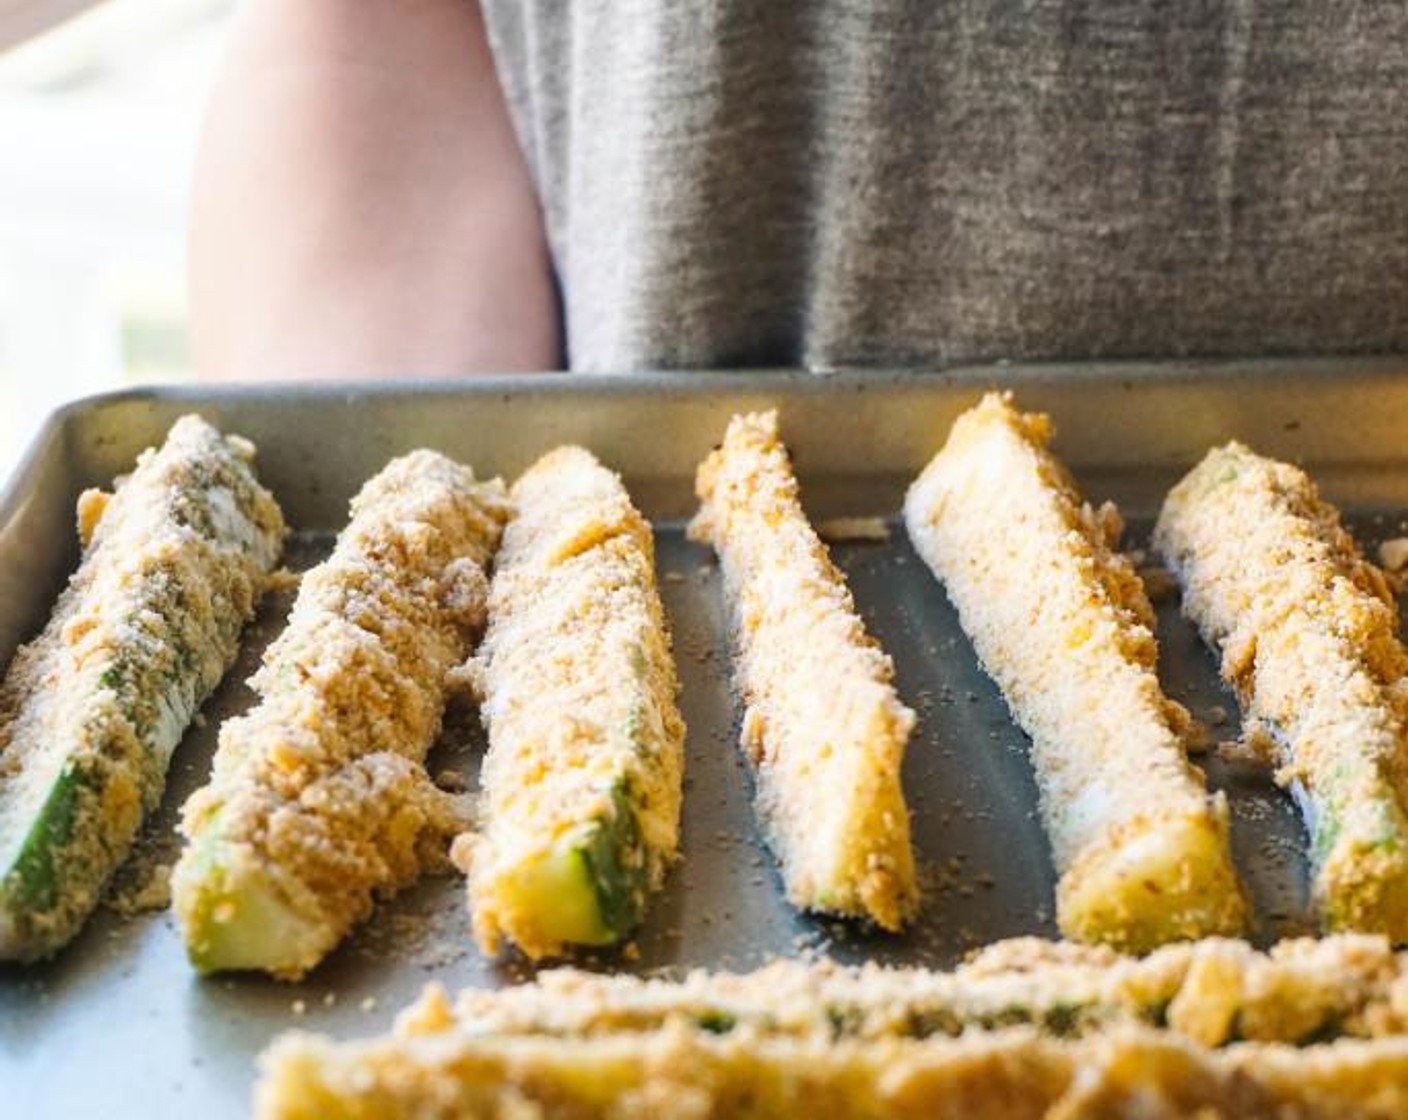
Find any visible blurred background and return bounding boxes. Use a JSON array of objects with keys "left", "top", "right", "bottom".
[{"left": 0, "top": 0, "right": 231, "bottom": 479}]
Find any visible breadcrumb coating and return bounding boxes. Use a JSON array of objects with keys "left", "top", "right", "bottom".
[
  {"left": 434, "top": 933, "right": 1408, "bottom": 1048},
  {"left": 173, "top": 451, "right": 508, "bottom": 979},
  {"left": 460, "top": 447, "right": 684, "bottom": 958},
  {"left": 0, "top": 415, "right": 284, "bottom": 960},
  {"left": 1155, "top": 442, "right": 1408, "bottom": 939},
  {"left": 690, "top": 411, "right": 917, "bottom": 930},
  {"left": 904, "top": 393, "right": 1246, "bottom": 950},
  {"left": 257, "top": 941, "right": 1408, "bottom": 1119}
]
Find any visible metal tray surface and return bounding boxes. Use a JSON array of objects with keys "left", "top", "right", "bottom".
[{"left": 4, "top": 359, "right": 1408, "bottom": 1117}]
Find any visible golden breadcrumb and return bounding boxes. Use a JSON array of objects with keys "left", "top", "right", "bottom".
[
  {"left": 690, "top": 411, "right": 917, "bottom": 931},
  {"left": 459, "top": 447, "right": 684, "bottom": 959},
  {"left": 425, "top": 933, "right": 1408, "bottom": 1048},
  {"left": 904, "top": 393, "right": 1246, "bottom": 951},
  {"left": 258, "top": 978, "right": 1408, "bottom": 1119},
  {"left": 1155, "top": 442, "right": 1408, "bottom": 940},
  {"left": 172, "top": 451, "right": 508, "bottom": 979},
  {"left": 0, "top": 414, "right": 284, "bottom": 961}
]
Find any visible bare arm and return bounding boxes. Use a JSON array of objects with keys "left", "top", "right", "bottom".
[{"left": 190, "top": 0, "right": 559, "bottom": 381}]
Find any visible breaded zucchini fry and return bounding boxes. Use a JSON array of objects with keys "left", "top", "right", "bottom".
[
  {"left": 0, "top": 415, "right": 284, "bottom": 961},
  {"left": 257, "top": 1013, "right": 1408, "bottom": 1120},
  {"left": 459, "top": 447, "right": 684, "bottom": 959},
  {"left": 690, "top": 411, "right": 917, "bottom": 930},
  {"left": 904, "top": 393, "right": 1246, "bottom": 951},
  {"left": 1154, "top": 442, "right": 1408, "bottom": 939},
  {"left": 435, "top": 934, "right": 1408, "bottom": 1049},
  {"left": 172, "top": 451, "right": 508, "bottom": 979}
]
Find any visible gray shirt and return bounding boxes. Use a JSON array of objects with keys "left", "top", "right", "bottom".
[{"left": 482, "top": 1, "right": 1408, "bottom": 372}]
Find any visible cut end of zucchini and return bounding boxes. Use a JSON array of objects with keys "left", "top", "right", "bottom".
[
  {"left": 1320, "top": 841, "right": 1408, "bottom": 943},
  {"left": 0, "top": 763, "right": 104, "bottom": 963},
  {"left": 1057, "top": 808, "right": 1248, "bottom": 953},
  {"left": 471, "top": 820, "right": 646, "bottom": 959},
  {"left": 173, "top": 834, "right": 330, "bottom": 981}
]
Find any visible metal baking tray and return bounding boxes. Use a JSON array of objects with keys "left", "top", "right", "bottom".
[{"left": 5, "top": 358, "right": 1408, "bottom": 1116}]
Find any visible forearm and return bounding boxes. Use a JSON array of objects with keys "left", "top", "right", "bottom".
[{"left": 190, "top": 0, "right": 559, "bottom": 381}]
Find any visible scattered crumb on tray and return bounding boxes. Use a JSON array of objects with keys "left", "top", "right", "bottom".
[
  {"left": 352, "top": 878, "right": 472, "bottom": 972},
  {"left": 816, "top": 516, "right": 891, "bottom": 543},
  {"left": 1216, "top": 737, "right": 1275, "bottom": 766},
  {"left": 1379, "top": 537, "right": 1408, "bottom": 572},
  {"left": 1378, "top": 538, "right": 1408, "bottom": 594},
  {"left": 434, "top": 769, "right": 469, "bottom": 794},
  {"left": 103, "top": 819, "right": 181, "bottom": 918},
  {"left": 1137, "top": 563, "right": 1178, "bottom": 603},
  {"left": 266, "top": 567, "right": 303, "bottom": 594},
  {"left": 444, "top": 660, "right": 486, "bottom": 703},
  {"left": 104, "top": 859, "right": 173, "bottom": 918},
  {"left": 1184, "top": 719, "right": 1214, "bottom": 755}
]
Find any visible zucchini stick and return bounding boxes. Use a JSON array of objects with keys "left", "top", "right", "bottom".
[
  {"left": 0, "top": 415, "right": 285, "bottom": 961},
  {"left": 458, "top": 447, "right": 684, "bottom": 959},
  {"left": 904, "top": 393, "right": 1246, "bottom": 950},
  {"left": 257, "top": 1013, "right": 1408, "bottom": 1120},
  {"left": 1154, "top": 442, "right": 1408, "bottom": 939},
  {"left": 690, "top": 411, "right": 917, "bottom": 930},
  {"left": 172, "top": 451, "right": 508, "bottom": 979},
  {"left": 438, "top": 933, "right": 1408, "bottom": 1049}
]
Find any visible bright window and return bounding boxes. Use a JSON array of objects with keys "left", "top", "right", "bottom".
[{"left": 0, "top": 0, "right": 231, "bottom": 480}]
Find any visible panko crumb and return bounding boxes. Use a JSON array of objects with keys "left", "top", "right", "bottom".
[
  {"left": 1183, "top": 719, "right": 1214, "bottom": 755},
  {"left": 1378, "top": 538, "right": 1408, "bottom": 592},
  {"left": 692, "top": 412, "right": 916, "bottom": 931},
  {"left": 444, "top": 660, "right": 486, "bottom": 704},
  {"left": 105, "top": 861, "right": 173, "bottom": 918},
  {"left": 265, "top": 567, "right": 303, "bottom": 594},
  {"left": 1137, "top": 563, "right": 1178, "bottom": 603},
  {"left": 816, "top": 516, "right": 892, "bottom": 543}
]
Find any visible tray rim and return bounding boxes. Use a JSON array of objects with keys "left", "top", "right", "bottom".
[{"left": 9, "top": 352, "right": 1408, "bottom": 525}]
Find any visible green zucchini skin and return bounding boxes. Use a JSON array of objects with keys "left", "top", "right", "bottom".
[
  {"left": 0, "top": 416, "right": 285, "bottom": 961},
  {"left": 576, "top": 781, "right": 649, "bottom": 939}
]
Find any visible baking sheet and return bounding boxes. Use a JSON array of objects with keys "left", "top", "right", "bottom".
[{"left": 3, "top": 360, "right": 1408, "bottom": 1116}]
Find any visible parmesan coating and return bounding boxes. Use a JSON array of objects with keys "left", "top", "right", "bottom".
[
  {"left": 1154, "top": 442, "right": 1408, "bottom": 939},
  {"left": 438, "top": 934, "right": 1408, "bottom": 1049},
  {"left": 459, "top": 447, "right": 684, "bottom": 959},
  {"left": 690, "top": 411, "right": 917, "bottom": 931},
  {"left": 172, "top": 451, "right": 508, "bottom": 979},
  {"left": 258, "top": 1015, "right": 1408, "bottom": 1120},
  {"left": 0, "top": 415, "right": 284, "bottom": 961},
  {"left": 904, "top": 393, "right": 1247, "bottom": 950}
]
